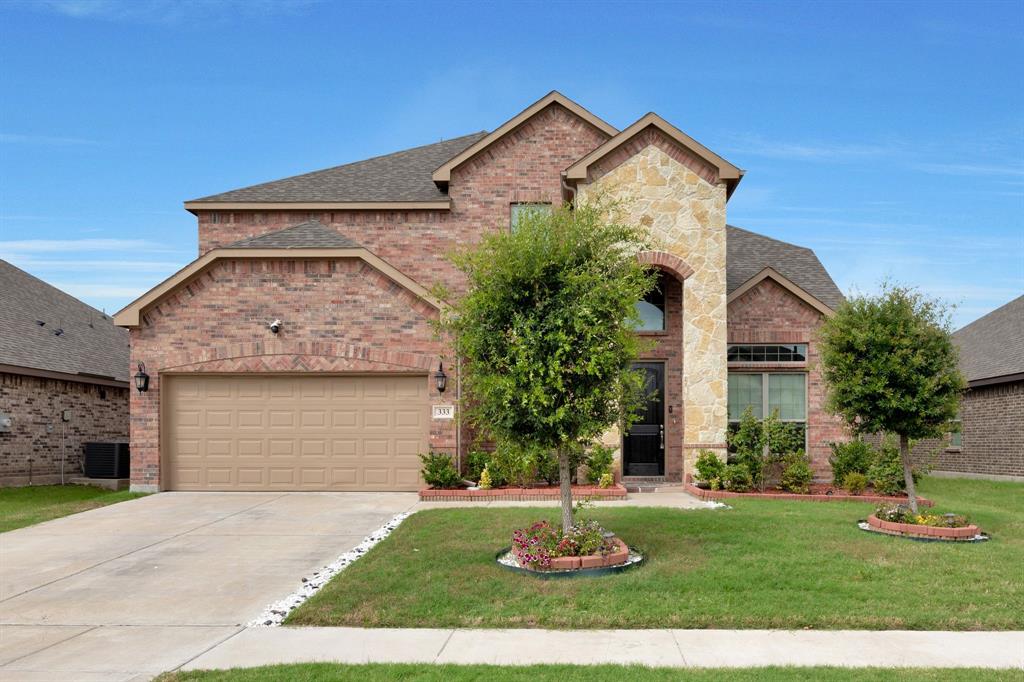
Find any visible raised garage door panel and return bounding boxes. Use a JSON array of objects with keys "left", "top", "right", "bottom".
[{"left": 166, "top": 375, "right": 428, "bottom": 491}]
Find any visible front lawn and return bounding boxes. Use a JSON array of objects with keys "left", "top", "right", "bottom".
[
  {"left": 0, "top": 484, "right": 145, "bottom": 532},
  {"left": 287, "top": 477, "right": 1023, "bottom": 630},
  {"left": 157, "top": 664, "right": 1022, "bottom": 682}
]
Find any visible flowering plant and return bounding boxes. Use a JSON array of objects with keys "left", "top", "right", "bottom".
[
  {"left": 511, "top": 519, "right": 618, "bottom": 569},
  {"left": 874, "top": 504, "right": 969, "bottom": 528}
]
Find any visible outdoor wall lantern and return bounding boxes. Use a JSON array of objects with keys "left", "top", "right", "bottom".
[
  {"left": 134, "top": 362, "right": 150, "bottom": 393},
  {"left": 434, "top": 362, "right": 448, "bottom": 394}
]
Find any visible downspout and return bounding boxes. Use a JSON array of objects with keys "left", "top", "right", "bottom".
[{"left": 560, "top": 173, "right": 576, "bottom": 207}]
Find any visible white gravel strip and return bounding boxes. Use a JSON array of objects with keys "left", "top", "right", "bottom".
[{"left": 248, "top": 512, "right": 411, "bottom": 627}]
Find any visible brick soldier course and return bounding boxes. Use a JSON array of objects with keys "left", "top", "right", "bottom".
[{"left": 115, "top": 91, "right": 849, "bottom": 493}]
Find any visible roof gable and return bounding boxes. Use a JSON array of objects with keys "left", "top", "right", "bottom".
[
  {"left": 565, "top": 112, "right": 743, "bottom": 197},
  {"left": 0, "top": 260, "right": 129, "bottom": 383},
  {"left": 431, "top": 91, "right": 618, "bottom": 184}
]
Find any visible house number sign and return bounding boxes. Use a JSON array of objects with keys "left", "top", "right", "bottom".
[{"left": 431, "top": 404, "right": 455, "bottom": 420}]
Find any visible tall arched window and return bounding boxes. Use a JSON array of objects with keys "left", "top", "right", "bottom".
[{"left": 635, "top": 270, "right": 666, "bottom": 331}]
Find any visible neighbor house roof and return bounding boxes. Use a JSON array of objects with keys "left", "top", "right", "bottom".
[
  {"left": 0, "top": 259, "right": 129, "bottom": 385},
  {"left": 185, "top": 132, "right": 488, "bottom": 211},
  {"left": 726, "top": 225, "right": 844, "bottom": 311},
  {"left": 953, "top": 295, "right": 1024, "bottom": 386},
  {"left": 227, "top": 220, "right": 361, "bottom": 249}
]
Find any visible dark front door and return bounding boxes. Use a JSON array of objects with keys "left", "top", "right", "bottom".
[{"left": 623, "top": 362, "right": 665, "bottom": 476}]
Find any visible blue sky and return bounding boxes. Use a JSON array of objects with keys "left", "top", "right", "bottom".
[{"left": 1, "top": 0, "right": 1021, "bottom": 328}]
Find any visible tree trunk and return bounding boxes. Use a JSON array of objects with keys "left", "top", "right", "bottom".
[
  {"left": 899, "top": 434, "right": 919, "bottom": 513},
  {"left": 558, "top": 448, "right": 574, "bottom": 533}
]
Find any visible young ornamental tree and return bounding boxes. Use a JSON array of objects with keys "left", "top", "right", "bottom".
[
  {"left": 817, "top": 284, "right": 965, "bottom": 512},
  {"left": 441, "top": 200, "right": 655, "bottom": 532}
]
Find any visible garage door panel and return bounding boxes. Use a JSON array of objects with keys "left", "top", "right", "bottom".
[{"left": 167, "top": 375, "right": 428, "bottom": 491}]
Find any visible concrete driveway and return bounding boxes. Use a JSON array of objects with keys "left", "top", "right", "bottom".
[{"left": 0, "top": 491, "right": 419, "bottom": 681}]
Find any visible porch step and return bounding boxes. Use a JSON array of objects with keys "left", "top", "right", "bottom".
[{"left": 622, "top": 476, "right": 683, "bottom": 493}]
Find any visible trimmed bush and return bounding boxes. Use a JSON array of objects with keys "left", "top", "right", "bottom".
[
  {"left": 585, "top": 444, "right": 615, "bottom": 484},
  {"left": 466, "top": 450, "right": 491, "bottom": 482},
  {"left": 868, "top": 444, "right": 922, "bottom": 496},
  {"left": 828, "top": 440, "right": 873, "bottom": 485},
  {"left": 780, "top": 450, "right": 813, "bottom": 494},
  {"left": 843, "top": 471, "right": 868, "bottom": 495},
  {"left": 723, "top": 463, "right": 753, "bottom": 492},
  {"left": 419, "top": 452, "right": 461, "bottom": 489},
  {"left": 694, "top": 449, "right": 725, "bottom": 485}
]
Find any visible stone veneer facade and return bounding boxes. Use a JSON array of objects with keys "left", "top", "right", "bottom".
[
  {"left": 0, "top": 372, "right": 129, "bottom": 486},
  {"left": 579, "top": 131, "right": 729, "bottom": 475}
]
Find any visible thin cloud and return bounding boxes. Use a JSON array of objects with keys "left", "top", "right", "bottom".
[
  {"left": 50, "top": 282, "right": 149, "bottom": 299},
  {"left": 912, "top": 162, "right": 1024, "bottom": 177},
  {"left": 725, "top": 134, "right": 890, "bottom": 161},
  {"left": 0, "top": 238, "right": 177, "bottom": 253},
  {"left": 4, "top": 256, "right": 185, "bottom": 271},
  {"left": 28, "top": 0, "right": 318, "bottom": 25},
  {"left": 0, "top": 133, "right": 98, "bottom": 146}
]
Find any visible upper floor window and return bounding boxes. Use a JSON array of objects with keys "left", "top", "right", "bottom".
[
  {"left": 728, "top": 344, "right": 807, "bottom": 363},
  {"left": 634, "top": 270, "right": 667, "bottom": 332},
  {"left": 510, "top": 203, "right": 552, "bottom": 231}
]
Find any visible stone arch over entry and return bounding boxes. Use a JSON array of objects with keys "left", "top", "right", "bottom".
[{"left": 637, "top": 250, "right": 694, "bottom": 281}]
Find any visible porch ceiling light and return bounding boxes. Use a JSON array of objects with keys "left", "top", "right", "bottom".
[{"left": 134, "top": 362, "right": 150, "bottom": 393}]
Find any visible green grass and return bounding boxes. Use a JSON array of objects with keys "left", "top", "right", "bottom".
[
  {"left": 287, "top": 477, "right": 1023, "bottom": 630},
  {"left": 0, "top": 484, "right": 145, "bottom": 532},
  {"left": 156, "top": 664, "right": 1022, "bottom": 681}
]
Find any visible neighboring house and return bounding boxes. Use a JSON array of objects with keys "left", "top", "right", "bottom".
[
  {"left": 0, "top": 260, "right": 130, "bottom": 486},
  {"left": 114, "top": 91, "right": 846, "bottom": 493},
  {"left": 906, "top": 295, "right": 1023, "bottom": 480}
]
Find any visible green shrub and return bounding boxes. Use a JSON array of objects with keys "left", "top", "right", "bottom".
[
  {"left": 828, "top": 440, "right": 874, "bottom": 485},
  {"left": 585, "top": 444, "right": 615, "bottom": 484},
  {"left": 598, "top": 472, "right": 614, "bottom": 489},
  {"left": 694, "top": 449, "right": 725, "bottom": 484},
  {"left": 419, "top": 452, "right": 461, "bottom": 489},
  {"left": 723, "top": 463, "right": 753, "bottom": 492},
  {"left": 727, "top": 407, "right": 764, "bottom": 479},
  {"left": 780, "top": 450, "right": 813, "bottom": 494},
  {"left": 534, "top": 448, "right": 560, "bottom": 485},
  {"left": 490, "top": 440, "right": 539, "bottom": 488},
  {"left": 843, "top": 471, "right": 868, "bottom": 495},
  {"left": 478, "top": 467, "right": 493, "bottom": 490},
  {"left": 466, "top": 450, "right": 491, "bottom": 482},
  {"left": 868, "top": 444, "right": 922, "bottom": 496}
]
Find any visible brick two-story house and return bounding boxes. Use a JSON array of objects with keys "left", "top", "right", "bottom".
[{"left": 115, "top": 92, "right": 845, "bottom": 493}]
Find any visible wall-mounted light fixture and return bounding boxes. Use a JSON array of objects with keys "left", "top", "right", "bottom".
[
  {"left": 434, "top": 362, "right": 448, "bottom": 394},
  {"left": 134, "top": 362, "right": 150, "bottom": 393}
]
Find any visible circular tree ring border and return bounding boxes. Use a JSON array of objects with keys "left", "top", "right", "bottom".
[
  {"left": 494, "top": 547, "right": 644, "bottom": 579},
  {"left": 857, "top": 520, "right": 990, "bottom": 543}
]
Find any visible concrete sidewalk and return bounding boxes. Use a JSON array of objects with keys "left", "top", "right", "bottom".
[{"left": 181, "top": 627, "right": 1024, "bottom": 671}]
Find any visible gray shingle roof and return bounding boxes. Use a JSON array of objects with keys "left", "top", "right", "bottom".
[
  {"left": 227, "top": 221, "right": 361, "bottom": 249},
  {"left": 727, "top": 225, "right": 845, "bottom": 310},
  {"left": 0, "top": 260, "right": 129, "bottom": 382},
  {"left": 953, "top": 295, "right": 1024, "bottom": 384},
  {"left": 189, "top": 132, "right": 488, "bottom": 204}
]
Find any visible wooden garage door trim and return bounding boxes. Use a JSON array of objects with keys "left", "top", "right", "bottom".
[{"left": 161, "top": 373, "right": 429, "bottom": 492}]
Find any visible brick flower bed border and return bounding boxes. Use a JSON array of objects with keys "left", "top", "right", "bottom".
[
  {"left": 545, "top": 538, "right": 631, "bottom": 570},
  {"left": 865, "top": 514, "right": 980, "bottom": 540},
  {"left": 683, "top": 475, "right": 933, "bottom": 507},
  {"left": 419, "top": 483, "right": 628, "bottom": 502}
]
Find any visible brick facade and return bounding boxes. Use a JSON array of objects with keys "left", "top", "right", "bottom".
[
  {"left": 727, "top": 277, "right": 849, "bottom": 478},
  {"left": 897, "top": 380, "right": 1023, "bottom": 479},
  {"left": 0, "top": 372, "right": 128, "bottom": 486}
]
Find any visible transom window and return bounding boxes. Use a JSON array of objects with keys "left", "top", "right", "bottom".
[
  {"left": 634, "top": 270, "right": 667, "bottom": 332},
  {"left": 728, "top": 372, "right": 807, "bottom": 422},
  {"left": 727, "top": 344, "right": 807, "bottom": 362},
  {"left": 510, "top": 203, "right": 552, "bottom": 231}
]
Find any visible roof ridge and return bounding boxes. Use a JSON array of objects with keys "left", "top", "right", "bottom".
[
  {"left": 727, "top": 224, "right": 814, "bottom": 253},
  {"left": 188, "top": 131, "right": 488, "bottom": 203}
]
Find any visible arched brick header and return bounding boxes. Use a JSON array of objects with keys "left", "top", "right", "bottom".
[{"left": 637, "top": 250, "right": 694, "bottom": 281}]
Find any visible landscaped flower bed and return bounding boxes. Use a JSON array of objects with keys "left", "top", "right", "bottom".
[
  {"left": 863, "top": 504, "right": 983, "bottom": 541},
  {"left": 502, "top": 520, "right": 637, "bottom": 573},
  {"left": 419, "top": 483, "right": 627, "bottom": 502},
  {"left": 684, "top": 475, "right": 934, "bottom": 506}
]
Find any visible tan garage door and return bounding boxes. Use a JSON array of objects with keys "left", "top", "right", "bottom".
[{"left": 165, "top": 375, "right": 428, "bottom": 491}]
